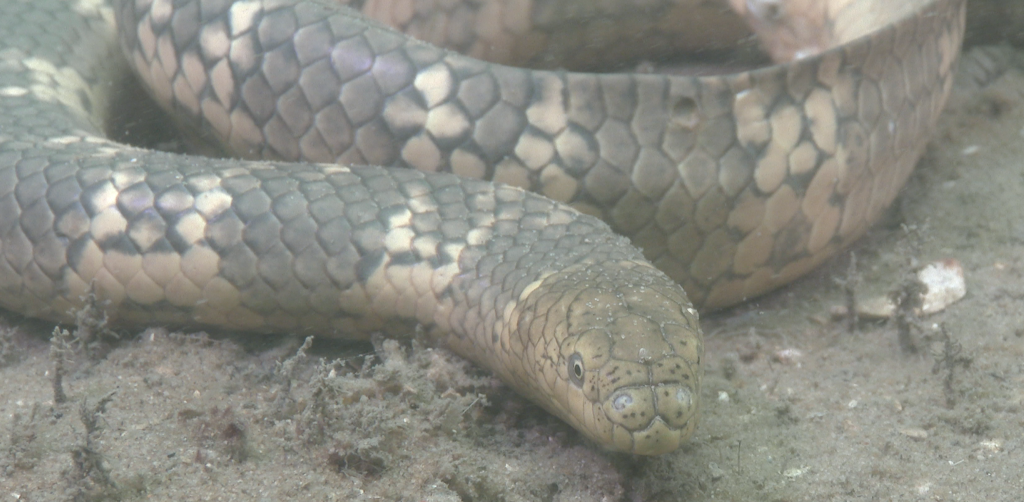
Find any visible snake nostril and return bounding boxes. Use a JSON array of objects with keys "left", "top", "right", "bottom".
[{"left": 613, "top": 394, "right": 634, "bottom": 412}]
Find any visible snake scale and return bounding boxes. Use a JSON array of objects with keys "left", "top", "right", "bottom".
[{"left": 0, "top": 0, "right": 964, "bottom": 455}]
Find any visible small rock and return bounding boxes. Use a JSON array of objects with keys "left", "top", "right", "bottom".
[
  {"left": 783, "top": 466, "right": 810, "bottom": 478},
  {"left": 899, "top": 428, "right": 929, "bottom": 440},
  {"left": 772, "top": 348, "right": 803, "bottom": 365},
  {"left": 708, "top": 462, "right": 726, "bottom": 481}
]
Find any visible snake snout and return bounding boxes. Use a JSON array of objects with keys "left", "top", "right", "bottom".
[{"left": 600, "top": 355, "right": 701, "bottom": 455}]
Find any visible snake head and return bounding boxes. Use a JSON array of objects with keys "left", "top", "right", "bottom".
[{"left": 505, "top": 260, "right": 704, "bottom": 455}]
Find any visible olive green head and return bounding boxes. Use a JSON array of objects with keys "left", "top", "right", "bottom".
[{"left": 504, "top": 261, "right": 704, "bottom": 455}]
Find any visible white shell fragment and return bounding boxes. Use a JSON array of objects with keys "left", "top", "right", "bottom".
[{"left": 917, "top": 260, "right": 967, "bottom": 315}]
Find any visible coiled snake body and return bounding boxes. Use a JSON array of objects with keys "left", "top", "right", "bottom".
[{"left": 0, "top": 0, "right": 964, "bottom": 454}]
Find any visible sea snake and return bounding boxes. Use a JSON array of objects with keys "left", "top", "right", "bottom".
[{"left": 0, "top": 0, "right": 964, "bottom": 454}]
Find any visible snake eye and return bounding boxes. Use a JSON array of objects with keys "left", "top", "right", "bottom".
[{"left": 568, "top": 353, "right": 584, "bottom": 386}]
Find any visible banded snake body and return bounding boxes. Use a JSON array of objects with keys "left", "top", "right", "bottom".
[{"left": 0, "top": 0, "right": 965, "bottom": 454}]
